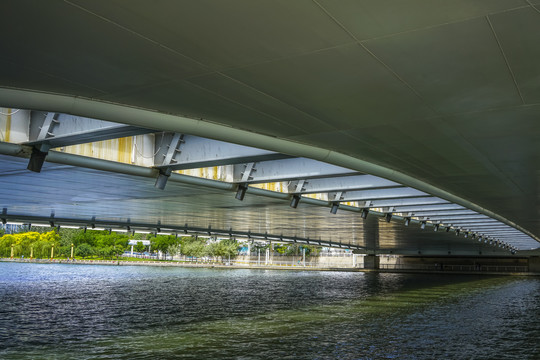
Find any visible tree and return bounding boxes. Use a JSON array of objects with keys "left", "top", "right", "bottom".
[
  {"left": 181, "top": 236, "right": 206, "bottom": 260},
  {"left": 0, "top": 234, "right": 16, "bottom": 257},
  {"left": 58, "top": 246, "right": 71, "bottom": 258},
  {"left": 151, "top": 235, "right": 179, "bottom": 260},
  {"left": 218, "top": 239, "right": 239, "bottom": 262},
  {"left": 98, "top": 246, "right": 114, "bottom": 259},
  {"left": 167, "top": 243, "right": 181, "bottom": 259},
  {"left": 57, "top": 228, "right": 84, "bottom": 247},
  {"left": 76, "top": 243, "right": 93, "bottom": 259},
  {"left": 134, "top": 241, "right": 145, "bottom": 253},
  {"left": 113, "top": 244, "right": 124, "bottom": 259}
]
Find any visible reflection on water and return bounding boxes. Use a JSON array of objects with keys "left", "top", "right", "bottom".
[{"left": 0, "top": 262, "right": 539, "bottom": 359}]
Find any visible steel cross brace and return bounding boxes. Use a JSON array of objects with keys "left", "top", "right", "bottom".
[
  {"left": 154, "top": 133, "right": 184, "bottom": 190},
  {"left": 25, "top": 112, "right": 154, "bottom": 172}
]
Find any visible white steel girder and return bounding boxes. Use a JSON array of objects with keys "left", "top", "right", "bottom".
[
  {"left": 231, "top": 157, "right": 358, "bottom": 183},
  {"left": 154, "top": 133, "right": 291, "bottom": 171},
  {"left": 327, "top": 187, "right": 428, "bottom": 202},
  {"left": 287, "top": 174, "right": 401, "bottom": 194},
  {"left": 23, "top": 112, "right": 155, "bottom": 172},
  {"left": 391, "top": 204, "right": 466, "bottom": 213},
  {"left": 359, "top": 197, "right": 450, "bottom": 208},
  {"left": 25, "top": 112, "right": 154, "bottom": 149}
]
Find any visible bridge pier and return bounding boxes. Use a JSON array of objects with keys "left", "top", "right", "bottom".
[
  {"left": 529, "top": 256, "right": 540, "bottom": 273},
  {"left": 363, "top": 255, "right": 380, "bottom": 270}
]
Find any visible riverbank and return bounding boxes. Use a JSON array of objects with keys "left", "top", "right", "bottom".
[
  {"left": 2, "top": 258, "right": 538, "bottom": 276},
  {"left": 0, "top": 257, "right": 354, "bottom": 272}
]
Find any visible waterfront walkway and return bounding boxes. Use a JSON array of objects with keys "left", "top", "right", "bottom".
[{"left": 1, "top": 258, "right": 537, "bottom": 276}]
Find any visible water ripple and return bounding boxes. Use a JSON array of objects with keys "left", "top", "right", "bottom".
[{"left": 0, "top": 262, "right": 539, "bottom": 359}]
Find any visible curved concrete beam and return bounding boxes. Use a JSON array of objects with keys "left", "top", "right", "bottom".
[{"left": 0, "top": 87, "right": 538, "bottom": 244}]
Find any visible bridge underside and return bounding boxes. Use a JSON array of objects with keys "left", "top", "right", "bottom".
[
  {"left": 0, "top": 1, "right": 539, "bottom": 256},
  {"left": 0, "top": 151, "right": 515, "bottom": 256}
]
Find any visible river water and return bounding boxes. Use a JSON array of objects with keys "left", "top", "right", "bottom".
[{"left": 0, "top": 262, "right": 539, "bottom": 359}]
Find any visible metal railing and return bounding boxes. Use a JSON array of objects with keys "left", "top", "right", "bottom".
[{"left": 379, "top": 263, "right": 528, "bottom": 272}]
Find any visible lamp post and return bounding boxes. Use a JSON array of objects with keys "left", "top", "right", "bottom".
[
  {"left": 10, "top": 244, "right": 14, "bottom": 259},
  {"left": 30, "top": 246, "right": 33, "bottom": 260},
  {"left": 71, "top": 243, "right": 74, "bottom": 260},
  {"left": 50, "top": 244, "right": 54, "bottom": 260}
]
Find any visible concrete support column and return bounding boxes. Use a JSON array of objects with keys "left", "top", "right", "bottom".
[
  {"left": 363, "top": 255, "right": 379, "bottom": 270},
  {"left": 529, "top": 256, "right": 540, "bottom": 273}
]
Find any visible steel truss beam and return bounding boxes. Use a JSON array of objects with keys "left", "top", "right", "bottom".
[
  {"left": 24, "top": 112, "right": 154, "bottom": 172},
  {"left": 422, "top": 215, "right": 488, "bottom": 222},
  {"left": 328, "top": 187, "right": 428, "bottom": 202},
  {"left": 480, "top": 233, "right": 526, "bottom": 240},
  {"left": 438, "top": 220, "right": 494, "bottom": 226},
  {"left": 464, "top": 224, "right": 514, "bottom": 229},
  {"left": 155, "top": 133, "right": 291, "bottom": 171},
  {"left": 287, "top": 174, "right": 401, "bottom": 194},
  {"left": 483, "top": 233, "right": 530, "bottom": 238},
  {"left": 153, "top": 133, "right": 292, "bottom": 189},
  {"left": 410, "top": 210, "right": 478, "bottom": 218},
  {"left": 446, "top": 220, "right": 499, "bottom": 225},
  {"left": 391, "top": 204, "right": 465, "bottom": 213},
  {"left": 231, "top": 157, "right": 358, "bottom": 184},
  {"left": 25, "top": 112, "right": 153, "bottom": 149},
  {"left": 360, "top": 197, "right": 450, "bottom": 209}
]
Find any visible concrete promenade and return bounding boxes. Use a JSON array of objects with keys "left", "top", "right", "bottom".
[{"left": 2, "top": 258, "right": 538, "bottom": 276}]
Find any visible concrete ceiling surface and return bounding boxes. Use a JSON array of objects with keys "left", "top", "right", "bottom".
[{"left": 0, "top": 1, "right": 538, "bottom": 249}]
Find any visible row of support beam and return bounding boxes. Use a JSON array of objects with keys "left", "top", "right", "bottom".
[
  {"left": 0, "top": 210, "right": 364, "bottom": 251},
  {"left": 5, "top": 110, "right": 537, "bottom": 251}
]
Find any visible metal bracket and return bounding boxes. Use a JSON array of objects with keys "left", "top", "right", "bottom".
[
  {"left": 27, "top": 144, "right": 51, "bottom": 172},
  {"left": 37, "top": 112, "right": 59, "bottom": 141},
  {"left": 235, "top": 162, "right": 257, "bottom": 201},
  {"left": 235, "top": 183, "right": 248, "bottom": 201},
  {"left": 240, "top": 162, "right": 256, "bottom": 182},
  {"left": 290, "top": 195, "right": 301, "bottom": 208},
  {"left": 330, "top": 191, "right": 345, "bottom": 202},
  {"left": 27, "top": 112, "right": 58, "bottom": 172},
  {"left": 154, "top": 167, "right": 173, "bottom": 190},
  {"left": 154, "top": 133, "right": 184, "bottom": 189},
  {"left": 329, "top": 191, "right": 344, "bottom": 214},
  {"left": 288, "top": 179, "right": 307, "bottom": 194}
]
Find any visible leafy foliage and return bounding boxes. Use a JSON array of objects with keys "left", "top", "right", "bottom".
[
  {"left": 76, "top": 243, "right": 93, "bottom": 258},
  {"left": 180, "top": 236, "right": 206, "bottom": 258},
  {"left": 0, "top": 231, "right": 59, "bottom": 258},
  {"left": 0, "top": 228, "right": 320, "bottom": 261},
  {"left": 134, "top": 241, "right": 145, "bottom": 253}
]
